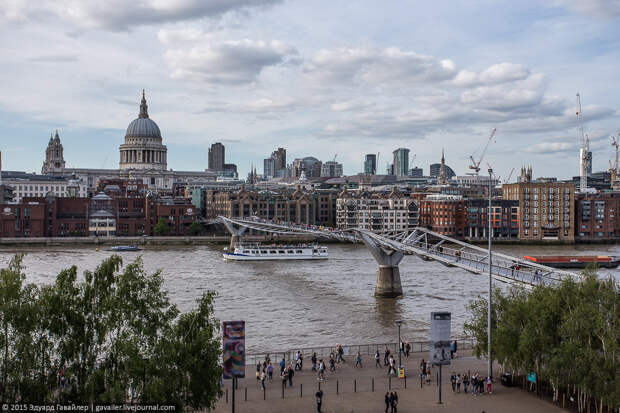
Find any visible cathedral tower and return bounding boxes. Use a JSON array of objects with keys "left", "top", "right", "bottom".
[{"left": 42, "top": 130, "right": 66, "bottom": 175}]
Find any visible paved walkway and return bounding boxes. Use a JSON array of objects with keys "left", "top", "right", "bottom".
[{"left": 213, "top": 351, "right": 562, "bottom": 412}]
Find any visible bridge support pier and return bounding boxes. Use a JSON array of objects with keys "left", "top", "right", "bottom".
[
  {"left": 359, "top": 232, "right": 404, "bottom": 298},
  {"left": 221, "top": 220, "right": 248, "bottom": 249}
]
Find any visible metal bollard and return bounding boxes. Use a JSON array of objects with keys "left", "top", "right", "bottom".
[
  {"left": 245, "top": 387, "right": 247, "bottom": 401},
  {"left": 226, "top": 388, "right": 228, "bottom": 403},
  {"left": 436, "top": 372, "right": 439, "bottom": 386},
  {"left": 405, "top": 375, "right": 407, "bottom": 389},
  {"left": 300, "top": 383, "right": 303, "bottom": 397},
  {"left": 354, "top": 379, "right": 357, "bottom": 393},
  {"left": 282, "top": 383, "right": 285, "bottom": 399},
  {"left": 420, "top": 373, "right": 423, "bottom": 388},
  {"left": 263, "top": 386, "right": 266, "bottom": 400},
  {"left": 389, "top": 375, "right": 391, "bottom": 390},
  {"left": 337, "top": 380, "right": 339, "bottom": 395},
  {"left": 318, "top": 381, "right": 321, "bottom": 392},
  {"left": 372, "top": 377, "right": 374, "bottom": 392}
]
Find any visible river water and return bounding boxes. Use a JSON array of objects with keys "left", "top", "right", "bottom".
[{"left": 0, "top": 243, "right": 617, "bottom": 353}]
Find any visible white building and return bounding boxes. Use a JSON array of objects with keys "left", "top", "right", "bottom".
[
  {"left": 1, "top": 172, "right": 87, "bottom": 202},
  {"left": 320, "top": 161, "right": 344, "bottom": 178},
  {"left": 336, "top": 187, "right": 419, "bottom": 234}
]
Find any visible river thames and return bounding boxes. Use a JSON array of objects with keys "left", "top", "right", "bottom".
[{"left": 0, "top": 242, "right": 617, "bottom": 352}]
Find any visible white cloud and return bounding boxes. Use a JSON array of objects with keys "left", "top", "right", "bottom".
[
  {"left": 161, "top": 34, "right": 299, "bottom": 84},
  {"left": 0, "top": 0, "right": 281, "bottom": 30},
  {"left": 303, "top": 46, "right": 457, "bottom": 86},
  {"left": 527, "top": 142, "right": 577, "bottom": 153}
]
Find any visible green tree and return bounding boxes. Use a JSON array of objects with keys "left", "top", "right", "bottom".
[
  {"left": 0, "top": 254, "right": 222, "bottom": 408},
  {"left": 189, "top": 221, "right": 202, "bottom": 236},
  {"left": 465, "top": 268, "right": 620, "bottom": 411},
  {"left": 153, "top": 218, "right": 170, "bottom": 236}
]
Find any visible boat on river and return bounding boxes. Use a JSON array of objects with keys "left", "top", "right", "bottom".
[
  {"left": 223, "top": 243, "right": 328, "bottom": 261},
  {"left": 110, "top": 245, "right": 142, "bottom": 252},
  {"left": 523, "top": 255, "right": 619, "bottom": 269}
]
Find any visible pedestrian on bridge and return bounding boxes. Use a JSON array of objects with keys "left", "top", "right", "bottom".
[
  {"left": 288, "top": 364, "right": 294, "bottom": 387},
  {"left": 405, "top": 342, "right": 411, "bottom": 358},
  {"left": 311, "top": 352, "right": 317, "bottom": 371},
  {"left": 280, "top": 357, "right": 285, "bottom": 374},
  {"left": 355, "top": 352, "right": 362, "bottom": 368},
  {"left": 267, "top": 362, "right": 273, "bottom": 382},
  {"left": 384, "top": 346, "right": 391, "bottom": 366},
  {"left": 375, "top": 350, "right": 381, "bottom": 368}
]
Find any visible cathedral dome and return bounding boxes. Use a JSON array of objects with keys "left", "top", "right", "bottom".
[
  {"left": 125, "top": 117, "right": 161, "bottom": 139},
  {"left": 124, "top": 90, "right": 161, "bottom": 139}
]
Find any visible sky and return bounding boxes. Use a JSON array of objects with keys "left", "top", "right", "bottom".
[{"left": 0, "top": 0, "right": 619, "bottom": 180}]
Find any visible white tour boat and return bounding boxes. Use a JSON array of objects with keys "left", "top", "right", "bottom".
[{"left": 222, "top": 243, "right": 328, "bottom": 261}]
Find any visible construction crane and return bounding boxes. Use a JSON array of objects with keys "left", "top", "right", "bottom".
[
  {"left": 469, "top": 128, "right": 497, "bottom": 175},
  {"left": 611, "top": 134, "right": 619, "bottom": 185},
  {"left": 576, "top": 93, "right": 590, "bottom": 193},
  {"left": 333, "top": 154, "right": 338, "bottom": 162},
  {"left": 504, "top": 167, "right": 515, "bottom": 184}
]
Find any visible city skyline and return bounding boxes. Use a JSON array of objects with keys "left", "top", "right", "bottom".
[{"left": 1, "top": 1, "right": 619, "bottom": 179}]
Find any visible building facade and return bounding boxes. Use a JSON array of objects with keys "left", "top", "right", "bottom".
[
  {"left": 1, "top": 171, "right": 87, "bottom": 202},
  {"left": 208, "top": 142, "right": 225, "bottom": 172},
  {"left": 419, "top": 194, "right": 466, "bottom": 237},
  {"left": 575, "top": 192, "right": 619, "bottom": 242},
  {"left": 207, "top": 186, "right": 337, "bottom": 227},
  {"left": 465, "top": 199, "right": 519, "bottom": 240},
  {"left": 320, "top": 161, "right": 343, "bottom": 177},
  {"left": 336, "top": 187, "right": 419, "bottom": 234},
  {"left": 503, "top": 180, "right": 575, "bottom": 242}
]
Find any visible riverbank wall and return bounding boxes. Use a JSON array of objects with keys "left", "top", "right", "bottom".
[{"left": 0, "top": 234, "right": 323, "bottom": 246}]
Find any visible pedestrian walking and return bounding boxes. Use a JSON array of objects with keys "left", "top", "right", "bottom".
[
  {"left": 295, "top": 351, "right": 300, "bottom": 371},
  {"left": 453, "top": 340, "right": 458, "bottom": 358},
  {"left": 450, "top": 341, "right": 455, "bottom": 359},
  {"left": 384, "top": 347, "right": 390, "bottom": 366},
  {"left": 267, "top": 362, "right": 273, "bottom": 381},
  {"left": 375, "top": 350, "right": 381, "bottom": 368},
  {"left": 280, "top": 357, "right": 286, "bottom": 374},
  {"left": 329, "top": 355, "right": 336, "bottom": 372},
  {"left": 318, "top": 359, "right": 325, "bottom": 381},
  {"left": 405, "top": 342, "right": 411, "bottom": 358},
  {"left": 256, "top": 362, "right": 261, "bottom": 382},
  {"left": 451, "top": 372, "right": 457, "bottom": 392},
  {"left": 463, "top": 372, "right": 469, "bottom": 394},
  {"left": 316, "top": 389, "right": 323, "bottom": 413},
  {"left": 486, "top": 375, "right": 492, "bottom": 394},
  {"left": 355, "top": 352, "right": 362, "bottom": 368},
  {"left": 260, "top": 370, "right": 266, "bottom": 390},
  {"left": 312, "top": 352, "right": 317, "bottom": 372},
  {"left": 457, "top": 373, "right": 462, "bottom": 393},
  {"left": 337, "top": 344, "right": 345, "bottom": 363},
  {"left": 281, "top": 369, "right": 288, "bottom": 389},
  {"left": 287, "top": 364, "right": 294, "bottom": 387},
  {"left": 384, "top": 392, "right": 390, "bottom": 413},
  {"left": 391, "top": 391, "right": 398, "bottom": 413}
]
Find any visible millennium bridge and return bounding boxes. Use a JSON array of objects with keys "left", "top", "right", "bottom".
[{"left": 213, "top": 216, "right": 578, "bottom": 298}]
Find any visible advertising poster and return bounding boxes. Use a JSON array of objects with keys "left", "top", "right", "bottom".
[
  {"left": 222, "top": 320, "right": 245, "bottom": 379},
  {"left": 430, "top": 312, "right": 451, "bottom": 366}
]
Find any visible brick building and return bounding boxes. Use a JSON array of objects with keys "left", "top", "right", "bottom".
[
  {"left": 503, "top": 179, "right": 575, "bottom": 243},
  {"left": 575, "top": 191, "right": 620, "bottom": 242},
  {"left": 419, "top": 194, "right": 466, "bottom": 237},
  {"left": 206, "top": 185, "right": 337, "bottom": 227},
  {"left": 465, "top": 199, "right": 519, "bottom": 240}
]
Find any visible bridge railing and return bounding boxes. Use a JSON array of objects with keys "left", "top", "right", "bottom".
[{"left": 245, "top": 337, "right": 476, "bottom": 366}]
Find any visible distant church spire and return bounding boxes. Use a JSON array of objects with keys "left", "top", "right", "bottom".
[{"left": 139, "top": 89, "right": 149, "bottom": 119}]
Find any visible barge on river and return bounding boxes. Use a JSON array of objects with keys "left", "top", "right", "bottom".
[
  {"left": 223, "top": 243, "right": 328, "bottom": 261},
  {"left": 523, "top": 255, "right": 620, "bottom": 269}
]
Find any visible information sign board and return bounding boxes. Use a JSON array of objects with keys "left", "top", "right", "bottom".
[
  {"left": 430, "top": 312, "right": 451, "bottom": 366},
  {"left": 222, "top": 320, "right": 245, "bottom": 379}
]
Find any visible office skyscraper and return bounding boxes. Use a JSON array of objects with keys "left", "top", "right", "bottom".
[
  {"left": 392, "top": 148, "right": 409, "bottom": 176},
  {"left": 364, "top": 154, "right": 376, "bottom": 174},
  {"left": 208, "top": 142, "right": 225, "bottom": 171}
]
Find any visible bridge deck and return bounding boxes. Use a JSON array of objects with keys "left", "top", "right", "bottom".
[{"left": 216, "top": 216, "right": 578, "bottom": 287}]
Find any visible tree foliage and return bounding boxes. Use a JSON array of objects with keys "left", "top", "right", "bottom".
[
  {"left": 0, "top": 255, "right": 222, "bottom": 408},
  {"left": 153, "top": 218, "right": 170, "bottom": 236},
  {"left": 465, "top": 268, "right": 620, "bottom": 410},
  {"left": 188, "top": 222, "right": 202, "bottom": 236}
]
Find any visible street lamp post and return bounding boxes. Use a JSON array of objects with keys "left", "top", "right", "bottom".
[
  {"left": 396, "top": 320, "right": 402, "bottom": 370},
  {"left": 487, "top": 168, "right": 493, "bottom": 380}
]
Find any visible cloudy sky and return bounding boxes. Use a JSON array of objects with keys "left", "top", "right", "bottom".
[{"left": 1, "top": 0, "right": 619, "bottom": 180}]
